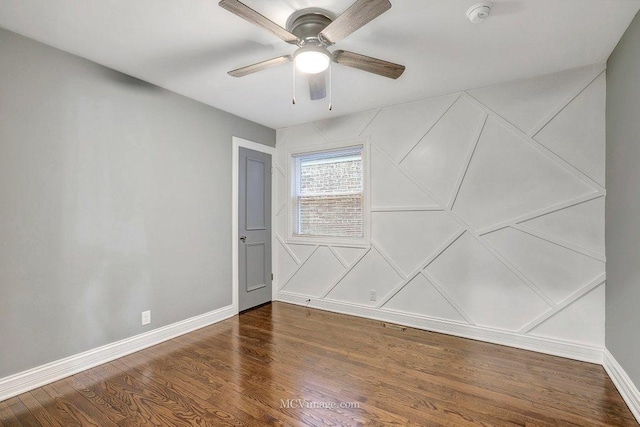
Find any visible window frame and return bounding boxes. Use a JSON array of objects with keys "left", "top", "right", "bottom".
[{"left": 286, "top": 138, "right": 370, "bottom": 248}]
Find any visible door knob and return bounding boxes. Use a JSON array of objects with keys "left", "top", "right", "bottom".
[{"left": 239, "top": 235, "right": 247, "bottom": 242}]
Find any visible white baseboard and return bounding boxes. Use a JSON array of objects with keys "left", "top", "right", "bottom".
[
  {"left": 276, "top": 291, "right": 604, "bottom": 364},
  {"left": 603, "top": 349, "right": 640, "bottom": 422},
  {"left": 0, "top": 304, "right": 236, "bottom": 402}
]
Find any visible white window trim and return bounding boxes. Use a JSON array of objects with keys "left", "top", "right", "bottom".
[{"left": 286, "top": 138, "right": 371, "bottom": 248}]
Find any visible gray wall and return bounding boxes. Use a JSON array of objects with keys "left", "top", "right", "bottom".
[
  {"left": 0, "top": 27, "right": 275, "bottom": 378},
  {"left": 606, "top": 11, "right": 640, "bottom": 387}
]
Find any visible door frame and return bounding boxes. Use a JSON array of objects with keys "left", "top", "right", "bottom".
[{"left": 232, "top": 137, "right": 276, "bottom": 314}]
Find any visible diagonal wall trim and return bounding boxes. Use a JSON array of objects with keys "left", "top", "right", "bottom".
[
  {"left": 319, "top": 247, "right": 371, "bottom": 298},
  {"left": 308, "top": 122, "right": 331, "bottom": 143},
  {"left": 477, "top": 193, "right": 604, "bottom": 236},
  {"left": 372, "top": 142, "right": 447, "bottom": 208},
  {"left": 0, "top": 305, "right": 236, "bottom": 402},
  {"left": 463, "top": 93, "right": 605, "bottom": 193},
  {"left": 314, "top": 110, "right": 381, "bottom": 143},
  {"left": 276, "top": 235, "right": 302, "bottom": 265},
  {"left": 278, "top": 245, "right": 320, "bottom": 290},
  {"left": 357, "top": 108, "right": 383, "bottom": 138},
  {"left": 513, "top": 224, "right": 606, "bottom": 262},
  {"left": 475, "top": 231, "right": 556, "bottom": 307},
  {"left": 529, "top": 68, "right": 606, "bottom": 138},
  {"left": 276, "top": 292, "right": 603, "bottom": 364},
  {"left": 518, "top": 275, "right": 606, "bottom": 333},
  {"left": 378, "top": 270, "right": 420, "bottom": 307},
  {"left": 397, "top": 94, "right": 462, "bottom": 164},
  {"left": 449, "top": 113, "right": 489, "bottom": 209},
  {"left": 420, "top": 270, "right": 476, "bottom": 325},
  {"left": 603, "top": 349, "right": 640, "bottom": 423},
  {"left": 328, "top": 245, "right": 349, "bottom": 269},
  {"left": 275, "top": 166, "right": 287, "bottom": 216},
  {"left": 376, "top": 228, "right": 465, "bottom": 308},
  {"left": 371, "top": 241, "right": 408, "bottom": 280},
  {"left": 446, "top": 210, "right": 557, "bottom": 307}
]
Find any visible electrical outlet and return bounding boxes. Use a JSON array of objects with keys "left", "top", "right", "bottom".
[
  {"left": 141, "top": 310, "right": 151, "bottom": 326},
  {"left": 369, "top": 290, "right": 377, "bottom": 301}
]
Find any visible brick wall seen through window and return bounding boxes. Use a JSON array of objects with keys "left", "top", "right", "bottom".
[{"left": 293, "top": 147, "right": 363, "bottom": 238}]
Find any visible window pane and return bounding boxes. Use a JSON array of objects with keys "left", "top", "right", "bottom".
[{"left": 293, "top": 146, "right": 363, "bottom": 238}]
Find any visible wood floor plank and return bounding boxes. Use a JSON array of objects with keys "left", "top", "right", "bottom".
[
  {"left": 1, "top": 302, "right": 637, "bottom": 426},
  {"left": 17, "top": 392, "right": 62, "bottom": 427},
  {"left": 42, "top": 380, "right": 116, "bottom": 427},
  {"left": 0, "top": 400, "right": 22, "bottom": 427},
  {"left": 5, "top": 397, "right": 39, "bottom": 427}
]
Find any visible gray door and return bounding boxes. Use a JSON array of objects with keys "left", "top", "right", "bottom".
[{"left": 238, "top": 147, "right": 272, "bottom": 312}]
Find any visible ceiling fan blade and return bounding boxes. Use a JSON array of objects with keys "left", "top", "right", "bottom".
[
  {"left": 308, "top": 73, "right": 326, "bottom": 100},
  {"left": 333, "top": 50, "right": 405, "bottom": 79},
  {"left": 219, "top": 0, "right": 299, "bottom": 44},
  {"left": 228, "top": 55, "right": 292, "bottom": 77},
  {"left": 319, "top": 0, "right": 391, "bottom": 45}
]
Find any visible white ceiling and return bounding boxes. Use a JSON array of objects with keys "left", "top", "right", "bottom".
[{"left": 0, "top": 1, "right": 638, "bottom": 129}]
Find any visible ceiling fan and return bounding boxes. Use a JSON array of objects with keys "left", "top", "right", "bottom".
[{"left": 219, "top": 0, "right": 405, "bottom": 102}]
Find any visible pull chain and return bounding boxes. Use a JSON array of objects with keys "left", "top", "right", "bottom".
[
  {"left": 328, "top": 61, "right": 333, "bottom": 111},
  {"left": 292, "top": 61, "right": 296, "bottom": 105}
]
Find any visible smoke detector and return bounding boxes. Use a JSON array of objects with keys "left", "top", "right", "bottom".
[{"left": 467, "top": 1, "right": 493, "bottom": 23}]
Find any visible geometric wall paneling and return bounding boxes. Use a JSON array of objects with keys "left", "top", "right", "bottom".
[
  {"left": 519, "top": 197, "right": 605, "bottom": 256},
  {"left": 370, "top": 144, "right": 440, "bottom": 210},
  {"left": 382, "top": 273, "right": 466, "bottom": 322},
  {"left": 313, "top": 110, "right": 378, "bottom": 142},
  {"left": 452, "top": 118, "right": 596, "bottom": 231},
  {"left": 331, "top": 246, "right": 368, "bottom": 267},
  {"left": 483, "top": 227, "right": 605, "bottom": 304},
  {"left": 287, "top": 244, "right": 317, "bottom": 264},
  {"left": 275, "top": 239, "right": 299, "bottom": 286},
  {"left": 448, "top": 114, "right": 488, "bottom": 209},
  {"left": 360, "top": 94, "right": 459, "bottom": 164},
  {"left": 528, "top": 284, "right": 605, "bottom": 347},
  {"left": 275, "top": 128, "right": 288, "bottom": 169},
  {"left": 475, "top": 193, "right": 602, "bottom": 238},
  {"left": 467, "top": 64, "right": 604, "bottom": 135},
  {"left": 534, "top": 73, "right": 606, "bottom": 186},
  {"left": 281, "top": 246, "right": 344, "bottom": 297},
  {"left": 276, "top": 209, "right": 287, "bottom": 239},
  {"left": 401, "top": 97, "right": 486, "bottom": 205},
  {"left": 371, "top": 211, "right": 462, "bottom": 276},
  {"left": 275, "top": 166, "right": 287, "bottom": 213},
  {"left": 425, "top": 233, "right": 550, "bottom": 331},
  {"left": 276, "top": 122, "right": 327, "bottom": 168},
  {"left": 276, "top": 127, "right": 287, "bottom": 144},
  {"left": 326, "top": 247, "right": 403, "bottom": 307},
  {"left": 276, "top": 67, "right": 606, "bottom": 355}
]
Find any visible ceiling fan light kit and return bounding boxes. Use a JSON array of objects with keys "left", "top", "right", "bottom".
[
  {"left": 294, "top": 44, "right": 331, "bottom": 74},
  {"left": 218, "top": 0, "right": 405, "bottom": 107}
]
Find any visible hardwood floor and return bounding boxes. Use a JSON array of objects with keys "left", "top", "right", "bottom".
[{"left": 1, "top": 302, "right": 637, "bottom": 426}]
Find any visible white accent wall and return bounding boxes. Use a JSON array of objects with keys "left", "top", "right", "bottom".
[{"left": 274, "top": 64, "right": 607, "bottom": 359}]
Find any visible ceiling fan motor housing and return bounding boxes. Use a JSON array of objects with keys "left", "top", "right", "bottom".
[{"left": 286, "top": 8, "right": 335, "bottom": 45}]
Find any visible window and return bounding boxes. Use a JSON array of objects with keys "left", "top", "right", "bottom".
[{"left": 292, "top": 146, "right": 364, "bottom": 238}]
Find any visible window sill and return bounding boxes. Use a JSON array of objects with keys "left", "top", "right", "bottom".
[{"left": 285, "top": 235, "right": 370, "bottom": 249}]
